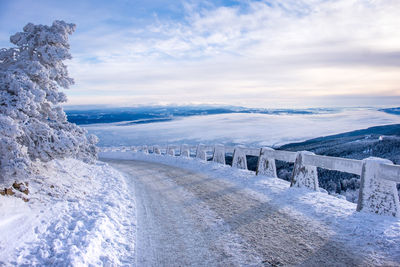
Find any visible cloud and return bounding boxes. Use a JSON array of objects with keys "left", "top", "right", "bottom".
[{"left": 2, "top": 0, "right": 400, "bottom": 107}]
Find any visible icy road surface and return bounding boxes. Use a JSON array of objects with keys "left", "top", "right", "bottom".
[{"left": 103, "top": 159, "right": 373, "bottom": 266}]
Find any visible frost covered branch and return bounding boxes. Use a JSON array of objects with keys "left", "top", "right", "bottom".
[{"left": 0, "top": 21, "right": 98, "bottom": 187}]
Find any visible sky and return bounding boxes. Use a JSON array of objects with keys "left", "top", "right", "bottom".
[{"left": 1, "top": 0, "right": 400, "bottom": 108}]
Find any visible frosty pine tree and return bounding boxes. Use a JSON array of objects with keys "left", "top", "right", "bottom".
[{"left": 0, "top": 21, "right": 98, "bottom": 187}]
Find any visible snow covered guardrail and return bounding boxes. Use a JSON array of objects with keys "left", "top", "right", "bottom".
[{"left": 101, "top": 145, "right": 400, "bottom": 217}]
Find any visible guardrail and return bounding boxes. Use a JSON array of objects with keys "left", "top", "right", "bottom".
[{"left": 101, "top": 144, "right": 400, "bottom": 217}]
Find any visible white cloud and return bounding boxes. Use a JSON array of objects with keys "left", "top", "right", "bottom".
[{"left": 55, "top": 0, "right": 400, "bottom": 106}]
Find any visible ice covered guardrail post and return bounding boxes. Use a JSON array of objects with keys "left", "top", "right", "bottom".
[
  {"left": 356, "top": 157, "right": 400, "bottom": 217},
  {"left": 256, "top": 147, "right": 278, "bottom": 177},
  {"left": 153, "top": 145, "right": 161, "bottom": 155},
  {"left": 232, "top": 146, "right": 247, "bottom": 170},
  {"left": 290, "top": 151, "right": 319, "bottom": 191},
  {"left": 196, "top": 144, "right": 207, "bottom": 161},
  {"left": 213, "top": 144, "right": 225, "bottom": 165},
  {"left": 181, "top": 144, "right": 190, "bottom": 157},
  {"left": 167, "top": 146, "right": 175, "bottom": 156},
  {"left": 142, "top": 145, "right": 148, "bottom": 154}
]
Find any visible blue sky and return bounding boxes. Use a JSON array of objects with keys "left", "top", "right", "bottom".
[{"left": 1, "top": 0, "right": 400, "bottom": 108}]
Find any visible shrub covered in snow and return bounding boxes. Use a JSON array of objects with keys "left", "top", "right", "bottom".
[{"left": 0, "top": 21, "right": 98, "bottom": 187}]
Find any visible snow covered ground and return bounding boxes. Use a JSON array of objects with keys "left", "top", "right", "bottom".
[
  {"left": 2, "top": 149, "right": 399, "bottom": 265},
  {"left": 101, "top": 150, "right": 400, "bottom": 265},
  {"left": 86, "top": 108, "right": 400, "bottom": 147},
  {"left": 0, "top": 158, "right": 136, "bottom": 266}
]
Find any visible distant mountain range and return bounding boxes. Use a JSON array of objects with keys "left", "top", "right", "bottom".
[{"left": 65, "top": 105, "right": 342, "bottom": 125}]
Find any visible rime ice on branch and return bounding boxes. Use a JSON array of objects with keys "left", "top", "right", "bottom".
[{"left": 0, "top": 21, "right": 98, "bottom": 187}]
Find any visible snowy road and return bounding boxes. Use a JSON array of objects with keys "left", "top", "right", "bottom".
[{"left": 103, "top": 159, "right": 373, "bottom": 266}]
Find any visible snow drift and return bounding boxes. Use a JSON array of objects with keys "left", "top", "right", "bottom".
[{"left": 0, "top": 158, "right": 136, "bottom": 265}]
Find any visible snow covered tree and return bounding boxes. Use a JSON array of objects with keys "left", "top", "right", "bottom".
[{"left": 0, "top": 21, "right": 98, "bottom": 187}]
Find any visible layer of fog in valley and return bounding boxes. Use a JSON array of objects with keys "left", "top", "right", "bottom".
[{"left": 83, "top": 107, "right": 400, "bottom": 148}]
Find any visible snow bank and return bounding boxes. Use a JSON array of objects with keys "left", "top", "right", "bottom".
[
  {"left": 0, "top": 158, "right": 136, "bottom": 266},
  {"left": 100, "top": 151, "right": 400, "bottom": 264}
]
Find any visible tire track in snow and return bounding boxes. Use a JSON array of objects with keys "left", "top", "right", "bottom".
[
  {"left": 106, "top": 159, "right": 261, "bottom": 266},
  {"left": 104, "top": 159, "right": 369, "bottom": 266}
]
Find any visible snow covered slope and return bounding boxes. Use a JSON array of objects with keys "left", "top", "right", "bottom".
[{"left": 0, "top": 158, "right": 136, "bottom": 266}]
